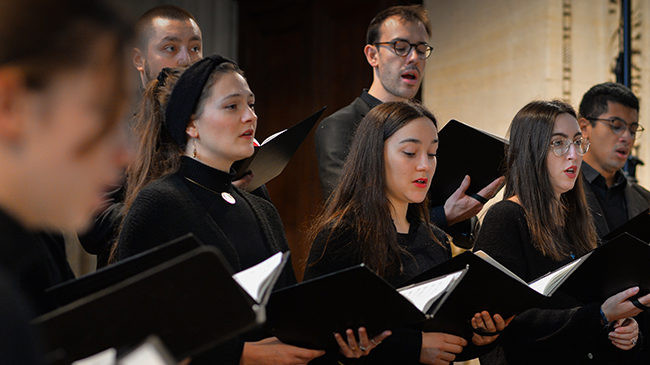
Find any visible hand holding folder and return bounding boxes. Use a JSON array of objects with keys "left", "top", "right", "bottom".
[{"left": 267, "top": 265, "right": 469, "bottom": 350}]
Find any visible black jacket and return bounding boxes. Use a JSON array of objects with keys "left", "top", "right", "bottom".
[
  {"left": 581, "top": 170, "right": 650, "bottom": 238},
  {"left": 315, "top": 92, "right": 378, "bottom": 199}
]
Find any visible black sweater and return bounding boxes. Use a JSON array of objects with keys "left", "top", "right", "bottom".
[
  {"left": 116, "top": 157, "right": 293, "bottom": 364},
  {"left": 474, "top": 200, "right": 637, "bottom": 365},
  {"left": 0, "top": 207, "right": 74, "bottom": 364},
  {"left": 304, "top": 219, "right": 452, "bottom": 365},
  {"left": 0, "top": 208, "right": 74, "bottom": 315}
]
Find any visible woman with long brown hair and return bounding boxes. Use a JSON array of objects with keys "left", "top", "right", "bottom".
[
  {"left": 114, "top": 56, "right": 388, "bottom": 364},
  {"left": 474, "top": 100, "right": 649, "bottom": 364},
  {"left": 305, "top": 101, "right": 509, "bottom": 364}
]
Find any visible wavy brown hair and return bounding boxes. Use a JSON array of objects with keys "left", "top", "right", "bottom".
[
  {"left": 505, "top": 100, "right": 597, "bottom": 260},
  {"left": 307, "top": 101, "right": 441, "bottom": 277}
]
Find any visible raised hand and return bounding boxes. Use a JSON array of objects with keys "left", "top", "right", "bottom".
[{"left": 443, "top": 175, "right": 504, "bottom": 226}]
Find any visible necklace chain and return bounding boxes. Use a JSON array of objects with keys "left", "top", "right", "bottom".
[{"left": 184, "top": 177, "right": 226, "bottom": 196}]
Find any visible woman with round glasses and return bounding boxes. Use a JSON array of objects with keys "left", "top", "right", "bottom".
[{"left": 473, "top": 100, "right": 649, "bottom": 364}]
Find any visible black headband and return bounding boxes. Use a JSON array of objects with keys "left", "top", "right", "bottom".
[{"left": 164, "top": 54, "right": 235, "bottom": 148}]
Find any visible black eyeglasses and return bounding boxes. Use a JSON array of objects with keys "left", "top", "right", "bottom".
[
  {"left": 549, "top": 136, "right": 590, "bottom": 157},
  {"left": 586, "top": 116, "right": 644, "bottom": 137},
  {"left": 373, "top": 40, "right": 433, "bottom": 59}
]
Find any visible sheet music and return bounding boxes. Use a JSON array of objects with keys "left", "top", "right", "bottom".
[
  {"left": 261, "top": 129, "right": 287, "bottom": 145},
  {"left": 475, "top": 250, "right": 528, "bottom": 285},
  {"left": 233, "top": 251, "right": 283, "bottom": 302},
  {"left": 398, "top": 271, "right": 463, "bottom": 312},
  {"left": 528, "top": 255, "right": 587, "bottom": 295}
]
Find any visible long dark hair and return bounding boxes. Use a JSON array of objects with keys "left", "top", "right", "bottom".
[
  {"left": 308, "top": 101, "right": 441, "bottom": 277},
  {"left": 505, "top": 100, "right": 597, "bottom": 260}
]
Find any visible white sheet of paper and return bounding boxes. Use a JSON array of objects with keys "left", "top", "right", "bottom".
[
  {"left": 233, "top": 251, "right": 283, "bottom": 302},
  {"left": 72, "top": 348, "right": 116, "bottom": 365},
  {"left": 474, "top": 250, "right": 529, "bottom": 285},
  {"left": 261, "top": 129, "right": 287, "bottom": 145},
  {"left": 398, "top": 271, "right": 463, "bottom": 312},
  {"left": 118, "top": 343, "right": 170, "bottom": 365},
  {"left": 528, "top": 257, "right": 584, "bottom": 295}
]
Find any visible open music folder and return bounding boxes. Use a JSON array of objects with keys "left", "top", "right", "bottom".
[
  {"left": 427, "top": 119, "right": 507, "bottom": 206},
  {"left": 266, "top": 265, "right": 470, "bottom": 350},
  {"left": 409, "top": 232, "right": 650, "bottom": 328},
  {"left": 233, "top": 107, "right": 326, "bottom": 191},
  {"left": 34, "top": 245, "right": 289, "bottom": 365},
  {"left": 531, "top": 232, "right": 650, "bottom": 304}
]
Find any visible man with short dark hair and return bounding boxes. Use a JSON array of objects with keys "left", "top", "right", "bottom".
[
  {"left": 578, "top": 82, "right": 650, "bottom": 237},
  {"left": 578, "top": 82, "right": 650, "bottom": 362},
  {"left": 315, "top": 5, "right": 502, "bottom": 242},
  {"left": 79, "top": 5, "right": 205, "bottom": 266},
  {"left": 132, "top": 5, "right": 203, "bottom": 87}
]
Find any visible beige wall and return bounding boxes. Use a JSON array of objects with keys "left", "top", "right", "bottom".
[{"left": 423, "top": 0, "right": 650, "bottom": 188}]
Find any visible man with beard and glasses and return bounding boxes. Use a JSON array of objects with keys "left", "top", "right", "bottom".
[{"left": 315, "top": 5, "right": 502, "bottom": 246}]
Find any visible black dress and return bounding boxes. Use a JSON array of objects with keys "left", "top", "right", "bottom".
[
  {"left": 304, "top": 219, "right": 452, "bottom": 364},
  {"left": 117, "top": 156, "right": 294, "bottom": 364},
  {"left": 473, "top": 200, "right": 637, "bottom": 365}
]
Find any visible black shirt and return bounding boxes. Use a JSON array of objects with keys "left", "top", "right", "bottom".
[
  {"left": 179, "top": 156, "right": 272, "bottom": 270},
  {"left": 582, "top": 163, "right": 628, "bottom": 231}
]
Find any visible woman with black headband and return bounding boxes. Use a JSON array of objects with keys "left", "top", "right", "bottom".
[{"left": 113, "top": 56, "right": 388, "bottom": 364}]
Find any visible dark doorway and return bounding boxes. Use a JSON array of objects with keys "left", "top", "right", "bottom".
[{"left": 238, "top": 0, "right": 419, "bottom": 279}]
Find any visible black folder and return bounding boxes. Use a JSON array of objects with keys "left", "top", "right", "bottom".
[
  {"left": 404, "top": 251, "right": 551, "bottom": 338},
  {"left": 549, "top": 232, "right": 650, "bottom": 304},
  {"left": 233, "top": 107, "right": 326, "bottom": 191},
  {"left": 602, "top": 209, "right": 650, "bottom": 242},
  {"left": 34, "top": 246, "right": 266, "bottom": 365},
  {"left": 46, "top": 234, "right": 201, "bottom": 308},
  {"left": 266, "top": 265, "right": 468, "bottom": 350},
  {"left": 427, "top": 119, "right": 507, "bottom": 206}
]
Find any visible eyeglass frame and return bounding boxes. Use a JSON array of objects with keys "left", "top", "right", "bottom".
[
  {"left": 549, "top": 136, "right": 591, "bottom": 157},
  {"left": 373, "top": 40, "right": 434, "bottom": 59},
  {"left": 585, "top": 116, "right": 644, "bottom": 137}
]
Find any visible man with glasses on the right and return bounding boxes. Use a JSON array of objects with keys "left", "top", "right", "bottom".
[
  {"left": 579, "top": 82, "right": 650, "bottom": 362},
  {"left": 578, "top": 82, "right": 650, "bottom": 238}
]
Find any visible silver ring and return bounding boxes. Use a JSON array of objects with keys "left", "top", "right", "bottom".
[
  {"left": 632, "top": 338, "right": 637, "bottom": 345},
  {"left": 359, "top": 345, "right": 367, "bottom": 352}
]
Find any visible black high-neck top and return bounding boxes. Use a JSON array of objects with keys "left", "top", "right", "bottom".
[{"left": 178, "top": 157, "right": 272, "bottom": 270}]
